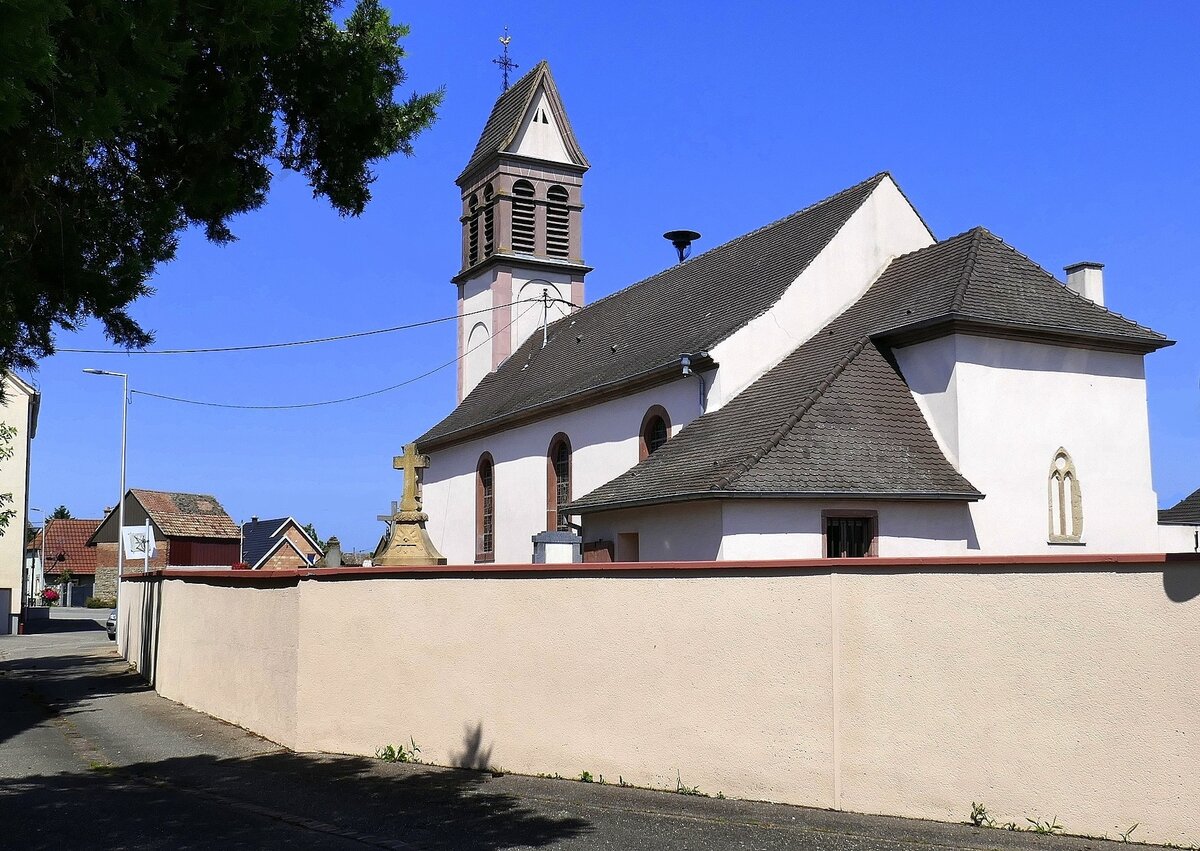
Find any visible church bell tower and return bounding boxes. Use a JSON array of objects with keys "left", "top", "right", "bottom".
[{"left": 453, "top": 60, "right": 591, "bottom": 401}]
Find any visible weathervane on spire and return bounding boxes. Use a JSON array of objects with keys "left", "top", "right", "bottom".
[{"left": 493, "top": 27, "right": 518, "bottom": 91}]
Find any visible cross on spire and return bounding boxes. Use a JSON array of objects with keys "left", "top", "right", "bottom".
[
  {"left": 392, "top": 443, "right": 429, "bottom": 513},
  {"left": 492, "top": 27, "right": 518, "bottom": 91}
]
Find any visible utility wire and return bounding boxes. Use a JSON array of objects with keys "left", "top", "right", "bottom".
[
  {"left": 128, "top": 301, "right": 540, "bottom": 410},
  {"left": 57, "top": 297, "right": 571, "bottom": 355}
]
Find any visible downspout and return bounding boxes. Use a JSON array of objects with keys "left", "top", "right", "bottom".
[{"left": 679, "top": 352, "right": 710, "bottom": 415}]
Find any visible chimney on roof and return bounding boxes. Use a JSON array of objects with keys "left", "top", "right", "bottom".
[
  {"left": 1064, "top": 261, "right": 1104, "bottom": 306},
  {"left": 251, "top": 515, "right": 258, "bottom": 524}
]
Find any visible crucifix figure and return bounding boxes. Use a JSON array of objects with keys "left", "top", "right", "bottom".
[
  {"left": 393, "top": 443, "right": 429, "bottom": 514},
  {"left": 492, "top": 27, "right": 518, "bottom": 91}
]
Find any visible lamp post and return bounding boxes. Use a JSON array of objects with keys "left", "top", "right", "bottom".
[{"left": 83, "top": 370, "right": 128, "bottom": 617}]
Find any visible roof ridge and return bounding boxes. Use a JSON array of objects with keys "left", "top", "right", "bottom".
[
  {"left": 712, "top": 336, "right": 871, "bottom": 492},
  {"left": 950, "top": 227, "right": 987, "bottom": 312},
  {"left": 581, "top": 172, "right": 891, "bottom": 315}
]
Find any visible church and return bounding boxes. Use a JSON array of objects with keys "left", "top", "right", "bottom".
[{"left": 415, "top": 61, "right": 1171, "bottom": 564}]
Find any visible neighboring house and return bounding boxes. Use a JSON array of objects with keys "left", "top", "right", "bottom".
[
  {"left": 89, "top": 489, "right": 240, "bottom": 594},
  {"left": 1159, "top": 488, "right": 1200, "bottom": 553},
  {"left": 31, "top": 518, "right": 102, "bottom": 606},
  {"left": 415, "top": 60, "right": 1172, "bottom": 564},
  {"left": 1, "top": 374, "right": 39, "bottom": 633},
  {"left": 240, "top": 516, "right": 321, "bottom": 570}
]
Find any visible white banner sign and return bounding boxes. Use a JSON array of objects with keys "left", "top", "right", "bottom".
[{"left": 121, "top": 525, "right": 157, "bottom": 559}]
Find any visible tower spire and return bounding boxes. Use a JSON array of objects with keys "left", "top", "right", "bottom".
[{"left": 492, "top": 27, "right": 518, "bottom": 91}]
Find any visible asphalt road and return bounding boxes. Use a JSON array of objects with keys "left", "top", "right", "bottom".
[{"left": 0, "top": 613, "right": 1145, "bottom": 850}]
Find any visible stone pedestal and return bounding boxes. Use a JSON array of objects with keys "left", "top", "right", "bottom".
[
  {"left": 532, "top": 531, "right": 582, "bottom": 564},
  {"left": 375, "top": 510, "right": 447, "bottom": 567}
]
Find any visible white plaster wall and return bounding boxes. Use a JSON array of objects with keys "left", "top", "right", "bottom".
[
  {"left": 0, "top": 376, "right": 33, "bottom": 630},
  {"left": 125, "top": 563, "right": 1200, "bottom": 846},
  {"left": 578, "top": 503, "right": 724, "bottom": 561},
  {"left": 423, "top": 379, "right": 702, "bottom": 564},
  {"left": 459, "top": 277, "right": 493, "bottom": 398},
  {"left": 1160, "top": 524, "right": 1199, "bottom": 553},
  {"left": 708, "top": 176, "right": 933, "bottom": 410},
  {"left": 509, "top": 86, "right": 572, "bottom": 163},
  {"left": 717, "top": 500, "right": 974, "bottom": 560},
  {"left": 899, "top": 335, "right": 1159, "bottom": 553},
  {"left": 512, "top": 271, "right": 570, "bottom": 352}
]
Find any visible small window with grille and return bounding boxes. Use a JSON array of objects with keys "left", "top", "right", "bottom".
[
  {"left": 638, "top": 406, "right": 672, "bottom": 461},
  {"left": 512, "top": 180, "right": 536, "bottom": 254},
  {"left": 824, "top": 513, "right": 877, "bottom": 558},
  {"left": 547, "top": 435, "right": 572, "bottom": 532},
  {"left": 546, "top": 185, "right": 570, "bottom": 258}
]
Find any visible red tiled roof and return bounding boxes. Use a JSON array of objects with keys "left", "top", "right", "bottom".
[
  {"left": 131, "top": 489, "right": 240, "bottom": 539},
  {"left": 39, "top": 519, "right": 102, "bottom": 575}
]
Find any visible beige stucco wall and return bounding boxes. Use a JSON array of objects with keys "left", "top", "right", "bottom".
[
  {"left": 1, "top": 375, "right": 35, "bottom": 632},
  {"left": 123, "top": 561, "right": 1200, "bottom": 845}
]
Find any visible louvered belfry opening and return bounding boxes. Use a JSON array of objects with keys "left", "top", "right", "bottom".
[
  {"left": 482, "top": 184, "right": 495, "bottom": 257},
  {"left": 546, "top": 184, "right": 570, "bottom": 258},
  {"left": 512, "top": 180, "right": 536, "bottom": 254},
  {"left": 467, "top": 193, "right": 480, "bottom": 266}
]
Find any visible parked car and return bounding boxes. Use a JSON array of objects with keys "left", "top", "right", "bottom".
[{"left": 106, "top": 610, "right": 117, "bottom": 641}]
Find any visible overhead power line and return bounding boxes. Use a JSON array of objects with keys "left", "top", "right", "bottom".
[
  {"left": 57, "top": 297, "right": 574, "bottom": 355},
  {"left": 128, "top": 301, "right": 541, "bottom": 410}
]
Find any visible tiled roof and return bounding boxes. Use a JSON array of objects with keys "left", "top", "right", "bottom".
[
  {"left": 418, "top": 173, "right": 890, "bottom": 449},
  {"left": 459, "top": 60, "right": 588, "bottom": 182},
  {"left": 571, "top": 227, "right": 1169, "bottom": 512},
  {"left": 871, "top": 227, "right": 1169, "bottom": 351},
  {"left": 1160, "top": 488, "right": 1200, "bottom": 525},
  {"left": 38, "top": 519, "right": 102, "bottom": 575},
  {"left": 131, "top": 489, "right": 239, "bottom": 539},
  {"left": 240, "top": 517, "right": 319, "bottom": 568}
]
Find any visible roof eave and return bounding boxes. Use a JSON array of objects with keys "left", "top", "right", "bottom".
[
  {"left": 876, "top": 315, "right": 1173, "bottom": 355},
  {"left": 571, "top": 488, "right": 985, "bottom": 515}
]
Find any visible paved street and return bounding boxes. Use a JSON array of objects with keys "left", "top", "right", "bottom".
[{"left": 0, "top": 613, "right": 1144, "bottom": 850}]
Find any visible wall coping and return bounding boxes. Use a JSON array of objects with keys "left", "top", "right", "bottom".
[{"left": 120, "top": 551, "right": 1200, "bottom": 583}]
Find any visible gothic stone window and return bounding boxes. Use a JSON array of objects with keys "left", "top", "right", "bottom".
[
  {"left": 512, "top": 180, "right": 536, "bottom": 254},
  {"left": 546, "top": 433, "right": 572, "bottom": 532},
  {"left": 1048, "top": 448, "right": 1083, "bottom": 543},
  {"left": 476, "top": 453, "right": 495, "bottom": 562},
  {"left": 639, "top": 405, "right": 671, "bottom": 461},
  {"left": 824, "top": 511, "right": 878, "bottom": 558}
]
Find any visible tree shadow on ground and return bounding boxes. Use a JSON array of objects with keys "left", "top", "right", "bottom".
[
  {"left": 0, "top": 751, "right": 591, "bottom": 850},
  {"left": 26, "top": 617, "right": 105, "bottom": 634}
]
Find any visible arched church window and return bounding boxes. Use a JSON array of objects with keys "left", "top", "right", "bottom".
[
  {"left": 639, "top": 406, "right": 671, "bottom": 461},
  {"left": 467, "top": 193, "right": 480, "bottom": 266},
  {"left": 546, "top": 185, "right": 570, "bottom": 258},
  {"left": 547, "top": 433, "right": 572, "bottom": 532},
  {"left": 512, "top": 180, "right": 536, "bottom": 254},
  {"left": 476, "top": 453, "right": 495, "bottom": 562},
  {"left": 1047, "top": 448, "right": 1083, "bottom": 543},
  {"left": 483, "top": 183, "right": 495, "bottom": 257}
]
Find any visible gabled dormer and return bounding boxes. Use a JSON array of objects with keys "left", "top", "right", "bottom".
[{"left": 453, "top": 61, "right": 592, "bottom": 401}]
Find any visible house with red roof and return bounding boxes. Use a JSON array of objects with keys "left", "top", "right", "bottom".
[
  {"left": 28, "top": 518, "right": 102, "bottom": 606},
  {"left": 89, "top": 489, "right": 241, "bottom": 596}
]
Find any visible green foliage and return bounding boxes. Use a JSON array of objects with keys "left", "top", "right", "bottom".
[
  {"left": 577, "top": 771, "right": 593, "bottom": 783},
  {"left": 375, "top": 737, "right": 421, "bottom": 763},
  {"left": 302, "top": 522, "right": 325, "bottom": 551},
  {"left": 50, "top": 505, "right": 72, "bottom": 519},
  {"left": 1119, "top": 823, "right": 1138, "bottom": 843},
  {"left": 86, "top": 596, "right": 116, "bottom": 609},
  {"left": 675, "top": 771, "right": 705, "bottom": 797},
  {"left": 969, "top": 802, "right": 993, "bottom": 828},
  {"left": 0, "top": 423, "right": 15, "bottom": 534},
  {"left": 1026, "top": 816, "right": 1063, "bottom": 834},
  {"left": 0, "top": 0, "right": 442, "bottom": 378}
]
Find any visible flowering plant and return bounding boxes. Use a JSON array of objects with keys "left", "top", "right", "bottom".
[{"left": 41, "top": 587, "right": 59, "bottom": 603}]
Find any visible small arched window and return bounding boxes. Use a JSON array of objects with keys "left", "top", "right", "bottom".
[
  {"left": 476, "top": 453, "right": 495, "bottom": 562},
  {"left": 512, "top": 180, "right": 536, "bottom": 254},
  {"left": 546, "top": 433, "right": 572, "bottom": 532},
  {"left": 546, "top": 185, "right": 570, "bottom": 258},
  {"left": 639, "top": 406, "right": 671, "bottom": 461},
  {"left": 1048, "top": 447, "right": 1083, "bottom": 543},
  {"left": 467, "top": 193, "right": 480, "bottom": 266},
  {"left": 482, "top": 184, "right": 495, "bottom": 257}
]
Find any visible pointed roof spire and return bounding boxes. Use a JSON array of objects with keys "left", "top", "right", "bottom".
[{"left": 458, "top": 60, "right": 589, "bottom": 184}]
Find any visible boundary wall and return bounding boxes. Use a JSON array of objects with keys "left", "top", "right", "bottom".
[{"left": 119, "top": 554, "right": 1200, "bottom": 846}]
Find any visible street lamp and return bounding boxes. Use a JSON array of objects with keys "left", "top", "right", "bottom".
[{"left": 83, "top": 369, "right": 128, "bottom": 616}]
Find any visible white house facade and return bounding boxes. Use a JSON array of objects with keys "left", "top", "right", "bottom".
[
  {"left": 1, "top": 374, "right": 39, "bottom": 632},
  {"left": 415, "top": 61, "right": 1172, "bottom": 564}
]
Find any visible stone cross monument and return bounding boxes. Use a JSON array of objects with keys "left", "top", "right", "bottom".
[{"left": 375, "top": 443, "right": 447, "bottom": 566}]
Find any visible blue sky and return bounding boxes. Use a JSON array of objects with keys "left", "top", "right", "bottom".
[{"left": 28, "top": 2, "right": 1200, "bottom": 550}]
